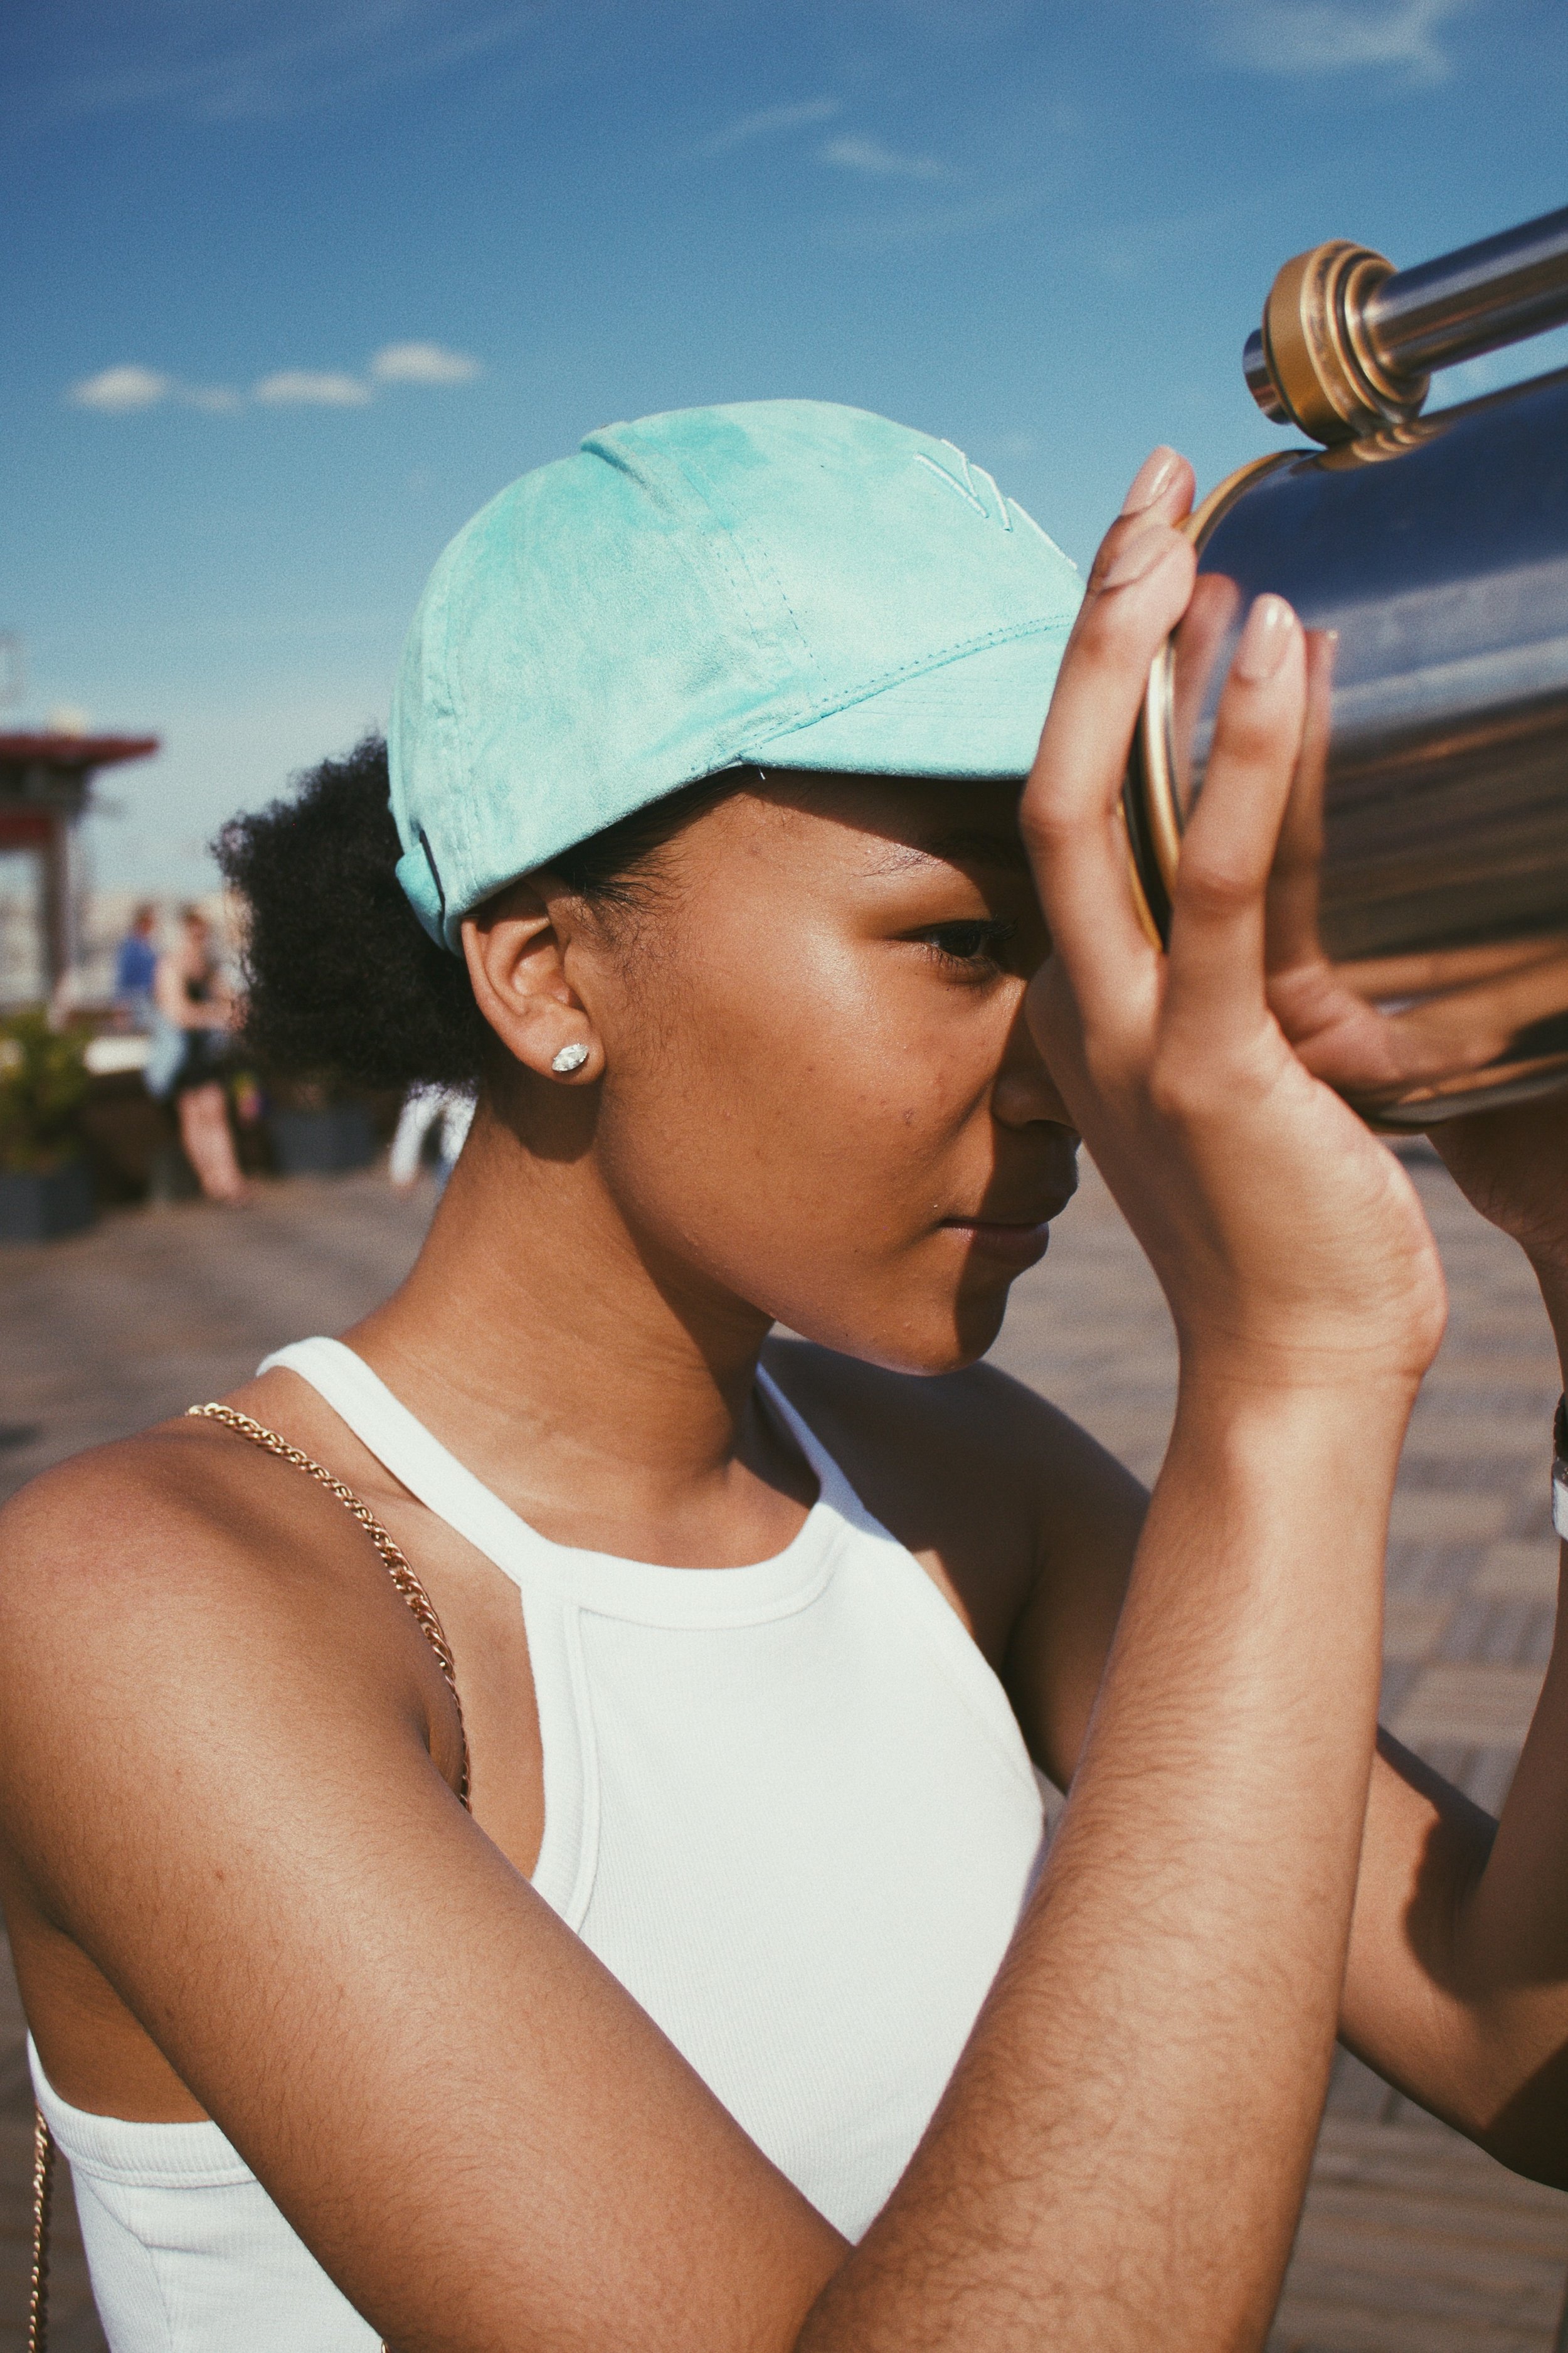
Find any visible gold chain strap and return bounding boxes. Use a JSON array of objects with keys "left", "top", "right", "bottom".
[
  {"left": 185, "top": 1402, "right": 470, "bottom": 1805},
  {"left": 29, "top": 1400, "right": 471, "bottom": 2353},
  {"left": 28, "top": 2105, "right": 52, "bottom": 2353}
]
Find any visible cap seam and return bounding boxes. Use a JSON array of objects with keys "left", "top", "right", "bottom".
[
  {"left": 689, "top": 477, "right": 815, "bottom": 674},
  {"left": 734, "top": 610, "right": 1072, "bottom": 751},
  {"left": 625, "top": 433, "right": 817, "bottom": 677},
  {"left": 426, "top": 541, "right": 472, "bottom": 907}
]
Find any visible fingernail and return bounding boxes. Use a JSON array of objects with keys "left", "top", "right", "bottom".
[
  {"left": 1103, "top": 523, "right": 1175, "bottom": 587},
  {"left": 1232, "top": 593, "right": 1295, "bottom": 681},
  {"left": 1120, "top": 447, "right": 1179, "bottom": 516}
]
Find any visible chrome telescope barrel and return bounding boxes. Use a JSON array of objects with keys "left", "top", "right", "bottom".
[
  {"left": 1363, "top": 204, "right": 1568, "bottom": 380},
  {"left": 1243, "top": 204, "right": 1568, "bottom": 443},
  {"left": 1123, "top": 361, "right": 1568, "bottom": 1126}
]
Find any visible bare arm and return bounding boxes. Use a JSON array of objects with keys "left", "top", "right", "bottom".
[
  {"left": 1335, "top": 1204, "right": 1568, "bottom": 2184},
  {"left": 0, "top": 1433, "right": 842, "bottom": 2353},
  {"left": 1002, "top": 1092, "right": 1568, "bottom": 2197},
  {"left": 809, "top": 1379, "right": 1410, "bottom": 2352},
  {"left": 1007, "top": 1419, "right": 1568, "bottom": 2192}
]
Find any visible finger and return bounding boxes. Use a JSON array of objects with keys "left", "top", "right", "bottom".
[
  {"left": 1022, "top": 457, "right": 1197, "bottom": 1017},
  {"left": 1084, "top": 446, "right": 1195, "bottom": 592},
  {"left": 1161, "top": 595, "right": 1306, "bottom": 1059},
  {"left": 1022, "top": 450, "right": 1195, "bottom": 920},
  {"left": 1264, "top": 625, "right": 1336, "bottom": 979}
]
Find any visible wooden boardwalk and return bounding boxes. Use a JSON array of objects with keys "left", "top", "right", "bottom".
[{"left": 2, "top": 1150, "right": 1565, "bottom": 2348}]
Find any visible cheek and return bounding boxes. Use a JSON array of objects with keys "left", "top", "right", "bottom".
[{"left": 595, "top": 919, "right": 999, "bottom": 1256}]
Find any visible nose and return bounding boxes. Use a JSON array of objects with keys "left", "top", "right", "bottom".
[{"left": 993, "top": 993, "right": 1074, "bottom": 1131}]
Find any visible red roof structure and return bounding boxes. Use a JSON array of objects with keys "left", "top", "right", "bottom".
[
  {"left": 0, "top": 732, "right": 159, "bottom": 771},
  {"left": 0, "top": 730, "right": 161, "bottom": 991}
]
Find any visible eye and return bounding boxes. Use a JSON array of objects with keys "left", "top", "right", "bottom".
[{"left": 911, "top": 918, "right": 1017, "bottom": 973}]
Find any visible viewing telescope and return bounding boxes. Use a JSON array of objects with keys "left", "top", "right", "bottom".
[{"left": 1123, "top": 205, "right": 1568, "bottom": 1125}]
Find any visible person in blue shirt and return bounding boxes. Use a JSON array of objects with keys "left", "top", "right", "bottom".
[{"left": 112, "top": 903, "right": 158, "bottom": 1028}]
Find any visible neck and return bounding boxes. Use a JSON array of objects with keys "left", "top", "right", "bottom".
[{"left": 352, "top": 1101, "right": 812, "bottom": 1563}]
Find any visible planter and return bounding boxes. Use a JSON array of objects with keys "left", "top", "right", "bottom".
[
  {"left": 267, "top": 1103, "right": 377, "bottom": 1177},
  {"left": 0, "top": 1159, "right": 97, "bottom": 1244},
  {"left": 79, "top": 1070, "right": 180, "bottom": 1203}
]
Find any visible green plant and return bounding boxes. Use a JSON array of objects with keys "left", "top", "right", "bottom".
[{"left": 0, "top": 1010, "right": 92, "bottom": 1175}]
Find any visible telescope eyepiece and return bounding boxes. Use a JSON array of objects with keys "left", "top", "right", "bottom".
[{"left": 1242, "top": 330, "right": 1290, "bottom": 424}]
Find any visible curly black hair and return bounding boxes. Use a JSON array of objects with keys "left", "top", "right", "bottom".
[{"left": 217, "top": 735, "right": 742, "bottom": 1091}]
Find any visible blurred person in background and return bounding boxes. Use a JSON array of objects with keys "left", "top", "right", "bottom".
[
  {"left": 389, "top": 1080, "right": 477, "bottom": 1194},
  {"left": 112, "top": 903, "right": 159, "bottom": 1030},
  {"left": 146, "top": 902, "right": 251, "bottom": 1204}
]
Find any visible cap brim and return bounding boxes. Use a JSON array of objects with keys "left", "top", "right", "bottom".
[{"left": 744, "top": 621, "right": 1073, "bottom": 778}]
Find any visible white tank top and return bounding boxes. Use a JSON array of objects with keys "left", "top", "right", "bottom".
[{"left": 33, "top": 1336, "right": 1048, "bottom": 2352}]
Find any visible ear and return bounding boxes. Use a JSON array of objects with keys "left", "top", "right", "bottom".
[{"left": 460, "top": 878, "right": 604, "bottom": 1083}]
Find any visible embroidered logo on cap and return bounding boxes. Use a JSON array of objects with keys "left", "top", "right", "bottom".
[{"left": 913, "top": 442, "right": 1013, "bottom": 529}]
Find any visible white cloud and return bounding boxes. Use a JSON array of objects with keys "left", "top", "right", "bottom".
[
  {"left": 252, "top": 369, "right": 373, "bottom": 406},
  {"left": 818, "top": 134, "right": 951, "bottom": 181},
  {"left": 67, "top": 346, "right": 485, "bottom": 417},
  {"left": 1210, "top": 0, "right": 1470, "bottom": 83},
  {"left": 369, "top": 341, "right": 481, "bottom": 385},
  {"left": 701, "top": 96, "right": 842, "bottom": 154},
  {"left": 68, "top": 364, "right": 171, "bottom": 413}
]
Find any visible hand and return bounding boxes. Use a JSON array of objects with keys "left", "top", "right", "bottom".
[{"left": 1020, "top": 450, "right": 1448, "bottom": 1396}]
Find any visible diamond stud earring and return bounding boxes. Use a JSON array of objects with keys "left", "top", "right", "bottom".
[{"left": 551, "top": 1042, "right": 590, "bottom": 1075}]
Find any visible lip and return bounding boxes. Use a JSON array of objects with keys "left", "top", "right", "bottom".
[
  {"left": 939, "top": 1209, "right": 1065, "bottom": 1268},
  {"left": 940, "top": 1157, "right": 1078, "bottom": 1259}
]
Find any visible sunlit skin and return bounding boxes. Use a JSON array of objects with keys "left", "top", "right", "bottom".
[
  {"left": 573, "top": 778, "right": 1079, "bottom": 1330},
  {"left": 3, "top": 450, "right": 1568, "bottom": 2352}
]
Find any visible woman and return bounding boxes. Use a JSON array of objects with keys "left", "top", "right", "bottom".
[
  {"left": 3, "top": 401, "right": 1567, "bottom": 2353},
  {"left": 147, "top": 903, "right": 251, "bottom": 1204}
]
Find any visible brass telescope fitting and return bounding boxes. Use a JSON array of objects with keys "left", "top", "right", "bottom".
[
  {"left": 1244, "top": 242, "right": 1426, "bottom": 444},
  {"left": 1244, "top": 204, "right": 1568, "bottom": 447}
]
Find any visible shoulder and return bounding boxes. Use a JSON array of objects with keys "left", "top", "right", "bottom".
[
  {"left": 0, "top": 1421, "right": 461, "bottom": 1851},
  {"left": 1, "top": 1417, "right": 339, "bottom": 1624}
]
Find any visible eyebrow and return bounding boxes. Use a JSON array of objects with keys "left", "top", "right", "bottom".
[{"left": 867, "top": 827, "right": 1033, "bottom": 878}]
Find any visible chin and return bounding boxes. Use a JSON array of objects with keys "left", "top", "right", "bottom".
[
  {"left": 838, "top": 1287, "right": 1014, "bottom": 1379},
  {"left": 766, "top": 1240, "right": 1024, "bottom": 1376},
  {"left": 945, "top": 1290, "right": 1014, "bottom": 1372}
]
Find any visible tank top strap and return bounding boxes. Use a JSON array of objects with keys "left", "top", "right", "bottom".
[
  {"left": 262, "top": 1342, "right": 891, "bottom": 1607},
  {"left": 258, "top": 1337, "right": 558, "bottom": 1595},
  {"left": 265, "top": 1336, "right": 883, "bottom": 1610},
  {"left": 753, "top": 1362, "right": 886, "bottom": 1536}
]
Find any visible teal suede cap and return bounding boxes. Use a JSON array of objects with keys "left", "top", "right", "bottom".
[{"left": 390, "top": 399, "right": 1082, "bottom": 948}]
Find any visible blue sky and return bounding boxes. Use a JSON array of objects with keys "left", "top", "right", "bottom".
[{"left": 6, "top": 0, "right": 1567, "bottom": 893}]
